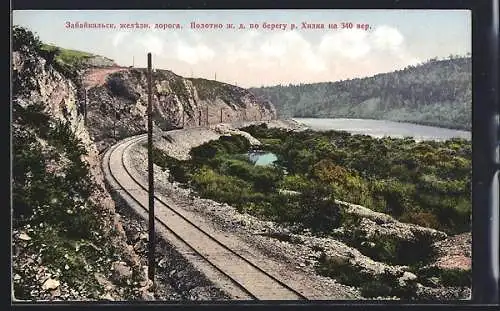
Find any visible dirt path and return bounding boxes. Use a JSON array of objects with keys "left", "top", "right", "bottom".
[{"left": 83, "top": 66, "right": 128, "bottom": 89}]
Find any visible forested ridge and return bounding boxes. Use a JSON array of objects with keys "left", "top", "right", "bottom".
[{"left": 249, "top": 56, "right": 471, "bottom": 130}]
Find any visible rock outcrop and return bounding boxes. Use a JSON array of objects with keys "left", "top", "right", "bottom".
[
  {"left": 12, "top": 41, "right": 152, "bottom": 301},
  {"left": 83, "top": 68, "right": 276, "bottom": 152}
]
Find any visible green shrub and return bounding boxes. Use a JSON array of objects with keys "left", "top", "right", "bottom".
[
  {"left": 360, "top": 269, "right": 418, "bottom": 299},
  {"left": 315, "top": 253, "right": 367, "bottom": 286},
  {"left": 417, "top": 266, "right": 471, "bottom": 287},
  {"left": 191, "top": 166, "right": 253, "bottom": 206},
  {"left": 400, "top": 211, "right": 441, "bottom": 230}
]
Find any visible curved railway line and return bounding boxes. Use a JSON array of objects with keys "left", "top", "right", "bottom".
[{"left": 102, "top": 134, "right": 309, "bottom": 300}]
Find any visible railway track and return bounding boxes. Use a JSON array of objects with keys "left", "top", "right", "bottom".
[{"left": 103, "top": 134, "right": 308, "bottom": 300}]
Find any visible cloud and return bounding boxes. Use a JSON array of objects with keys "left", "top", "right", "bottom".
[
  {"left": 233, "top": 31, "right": 327, "bottom": 73},
  {"left": 112, "top": 32, "right": 130, "bottom": 47},
  {"left": 319, "top": 29, "right": 372, "bottom": 60},
  {"left": 176, "top": 42, "right": 215, "bottom": 64},
  {"left": 372, "top": 25, "right": 405, "bottom": 51},
  {"left": 111, "top": 23, "right": 418, "bottom": 86},
  {"left": 136, "top": 34, "right": 164, "bottom": 56}
]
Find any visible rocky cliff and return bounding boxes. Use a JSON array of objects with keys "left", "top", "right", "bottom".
[
  {"left": 84, "top": 68, "right": 276, "bottom": 152},
  {"left": 12, "top": 29, "right": 156, "bottom": 301}
]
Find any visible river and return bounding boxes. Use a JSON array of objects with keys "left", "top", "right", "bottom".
[{"left": 292, "top": 118, "right": 471, "bottom": 141}]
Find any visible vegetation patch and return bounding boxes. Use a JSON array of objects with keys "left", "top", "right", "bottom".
[
  {"left": 415, "top": 266, "right": 471, "bottom": 288},
  {"left": 12, "top": 100, "right": 135, "bottom": 300},
  {"left": 13, "top": 26, "right": 88, "bottom": 85},
  {"left": 242, "top": 124, "right": 471, "bottom": 235}
]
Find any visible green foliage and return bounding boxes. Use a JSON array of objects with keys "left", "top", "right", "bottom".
[
  {"left": 190, "top": 135, "right": 251, "bottom": 162},
  {"left": 13, "top": 102, "right": 99, "bottom": 239},
  {"left": 340, "top": 211, "right": 436, "bottom": 266},
  {"left": 315, "top": 253, "right": 367, "bottom": 286},
  {"left": 360, "top": 269, "right": 418, "bottom": 299},
  {"left": 312, "top": 159, "right": 372, "bottom": 206},
  {"left": 417, "top": 267, "right": 471, "bottom": 288},
  {"left": 12, "top": 100, "right": 127, "bottom": 299},
  {"left": 152, "top": 147, "right": 192, "bottom": 183},
  {"left": 316, "top": 253, "right": 419, "bottom": 299},
  {"left": 219, "top": 158, "right": 283, "bottom": 193},
  {"left": 191, "top": 166, "right": 253, "bottom": 207},
  {"left": 40, "top": 43, "right": 94, "bottom": 65},
  {"left": 13, "top": 26, "right": 87, "bottom": 84},
  {"left": 166, "top": 125, "right": 471, "bottom": 235},
  {"left": 295, "top": 181, "right": 341, "bottom": 232},
  {"left": 12, "top": 25, "right": 43, "bottom": 52},
  {"left": 250, "top": 56, "right": 472, "bottom": 130}
]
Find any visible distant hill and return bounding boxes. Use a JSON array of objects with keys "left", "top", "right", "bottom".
[{"left": 249, "top": 57, "right": 472, "bottom": 130}]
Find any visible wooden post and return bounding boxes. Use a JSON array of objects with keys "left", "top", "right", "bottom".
[
  {"left": 84, "top": 88, "right": 88, "bottom": 125},
  {"left": 182, "top": 110, "right": 185, "bottom": 129},
  {"left": 147, "top": 53, "right": 155, "bottom": 284},
  {"left": 206, "top": 106, "right": 209, "bottom": 126},
  {"left": 220, "top": 108, "right": 223, "bottom": 123},
  {"left": 198, "top": 109, "right": 201, "bottom": 126}
]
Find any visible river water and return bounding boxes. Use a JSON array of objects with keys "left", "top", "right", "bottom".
[{"left": 293, "top": 118, "right": 471, "bottom": 141}]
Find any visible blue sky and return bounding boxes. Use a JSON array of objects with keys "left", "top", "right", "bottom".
[{"left": 13, "top": 10, "right": 471, "bottom": 88}]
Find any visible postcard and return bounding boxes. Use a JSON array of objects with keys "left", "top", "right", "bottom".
[{"left": 12, "top": 9, "right": 472, "bottom": 302}]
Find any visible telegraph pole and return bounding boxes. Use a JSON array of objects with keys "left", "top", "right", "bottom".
[
  {"left": 83, "top": 88, "right": 88, "bottom": 125},
  {"left": 206, "top": 106, "right": 209, "bottom": 126},
  {"left": 147, "top": 53, "right": 155, "bottom": 284}
]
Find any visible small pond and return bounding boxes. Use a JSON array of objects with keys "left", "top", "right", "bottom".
[{"left": 247, "top": 151, "right": 278, "bottom": 166}]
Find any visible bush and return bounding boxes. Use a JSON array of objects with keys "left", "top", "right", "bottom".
[
  {"left": 315, "top": 253, "right": 367, "bottom": 286},
  {"left": 417, "top": 266, "right": 471, "bottom": 287},
  {"left": 360, "top": 269, "right": 418, "bottom": 299},
  {"left": 191, "top": 166, "right": 253, "bottom": 206},
  {"left": 151, "top": 148, "right": 192, "bottom": 184},
  {"left": 13, "top": 102, "right": 100, "bottom": 240},
  {"left": 295, "top": 181, "right": 341, "bottom": 233},
  {"left": 400, "top": 211, "right": 441, "bottom": 229}
]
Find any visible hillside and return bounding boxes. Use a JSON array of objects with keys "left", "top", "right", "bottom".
[
  {"left": 249, "top": 57, "right": 472, "bottom": 130},
  {"left": 86, "top": 68, "right": 275, "bottom": 151},
  {"left": 11, "top": 25, "right": 275, "bottom": 301}
]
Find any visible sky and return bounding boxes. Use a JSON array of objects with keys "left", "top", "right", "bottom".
[{"left": 12, "top": 10, "right": 471, "bottom": 88}]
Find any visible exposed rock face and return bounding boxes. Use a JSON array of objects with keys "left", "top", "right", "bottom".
[
  {"left": 84, "top": 55, "right": 116, "bottom": 67},
  {"left": 335, "top": 200, "right": 448, "bottom": 243},
  {"left": 84, "top": 69, "right": 276, "bottom": 152},
  {"left": 12, "top": 46, "right": 151, "bottom": 300}
]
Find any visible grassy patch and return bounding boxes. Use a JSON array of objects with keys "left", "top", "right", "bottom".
[{"left": 40, "top": 43, "right": 94, "bottom": 65}]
